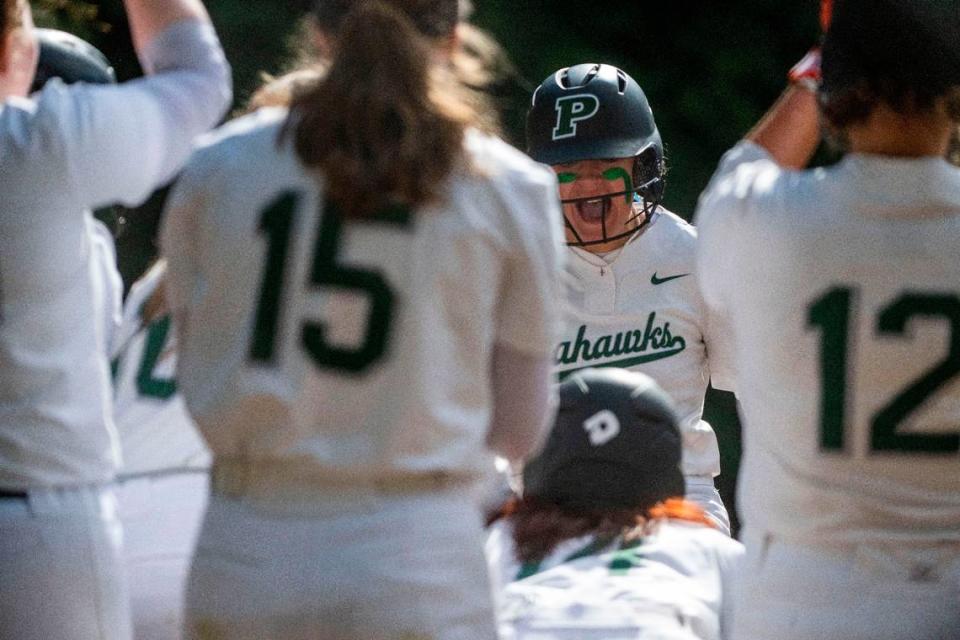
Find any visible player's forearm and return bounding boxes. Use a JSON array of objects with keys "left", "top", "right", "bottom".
[
  {"left": 745, "top": 85, "right": 821, "bottom": 170},
  {"left": 124, "top": 0, "right": 212, "bottom": 56},
  {"left": 486, "top": 344, "right": 557, "bottom": 462}
]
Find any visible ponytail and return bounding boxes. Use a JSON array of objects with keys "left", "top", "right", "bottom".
[{"left": 287, "top": 0, "right": 481, "bottom": 219}]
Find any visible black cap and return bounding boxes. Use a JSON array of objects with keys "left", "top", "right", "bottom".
[
  {"left": 522, "top": 368, "right": 684, "bottom": 513},
  {"left": 31, "top": 29, "right": 116, "bottom": 93},
  {"left": 526, "top": 63, "right": 663, "bottom": 167}
]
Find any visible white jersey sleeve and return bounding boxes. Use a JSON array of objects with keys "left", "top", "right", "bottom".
[
  {"left": 694, "top": 226, "right": 737, "bottom": 394},
  {"left": 695, "top": 142, "right": 780, "bottom": 321},
  {"left": 489, "top": 154, "right": 565, "bottom": 356},
  {"left": 36, "top": 20, "right": 231, "bottom": 210},
  {"left": 702, "top": 312, "right": 736, "bottom": 393}
]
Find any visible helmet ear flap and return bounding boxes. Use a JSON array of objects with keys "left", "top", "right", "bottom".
[{"left": 633, "top": 145, "right": 664, "bottom": 207}]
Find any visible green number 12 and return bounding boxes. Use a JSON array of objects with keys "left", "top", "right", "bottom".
[{"left": 808, "top": 287, "right": 960, "bottom": 454}]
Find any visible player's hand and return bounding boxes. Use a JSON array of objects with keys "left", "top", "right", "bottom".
[
  {"left": 788, "top": 48, "right": 821, "bottom": 92},
  {"left": 786, "top": 0, "right": 831, "bottom": 91}
]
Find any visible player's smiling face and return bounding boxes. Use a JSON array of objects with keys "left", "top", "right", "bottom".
[{"left": 552, "top": 157, "right": 640, "bottom": 254}]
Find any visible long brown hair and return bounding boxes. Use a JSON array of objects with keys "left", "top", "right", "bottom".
[
  {"left": 488, "top": 496, "right": 715, "bottom": 565},
  {"left": 285, "top": 0, "right": 484, "bottom": 219}
]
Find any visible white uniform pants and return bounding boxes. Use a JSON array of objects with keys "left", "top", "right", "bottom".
[
  {"left": 116, "top": 471, "right": 209, "bottom": 640},
  {"left": 0, "top": 486, "right": 132, "bottom": 640},
  {"left": 185, "top": 471, "right": 497, "bottom": 640},
  {"left": 732, "top": 528, "right": 960, "bottom": 640},
  {"left": 684, "top": 475, "right": 729, "bottom": 536}
]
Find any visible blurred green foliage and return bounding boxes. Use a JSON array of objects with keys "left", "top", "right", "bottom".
[
  {"left": 35, "top": 0, "right": 826, "bottom": 533},
  {"left": 37, "top": 0, "right": 822, "bottom": 216}
]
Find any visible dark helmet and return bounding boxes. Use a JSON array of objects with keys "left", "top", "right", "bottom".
[
  {"left": 31, "top": 29, "right": 116, "bottom": 93},
  {"left": 526, "top": 64, "right": 665, "bottom": 247},
  {"left": 522, "top": 368, "right": 684, "bottom": 513}
]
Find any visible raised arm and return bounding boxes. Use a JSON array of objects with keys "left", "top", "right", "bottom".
[
  {"left": 743, "top": 1, "right": 833, "bottom": 169},
  {"left": 124, "top": 0, "right": 213, "bottom": 53},
  {"left": 39, "top": 0, "right": 232, "bottom": 210},
  {"left": 745, "top": 82, "right": 821, "bottom": 170}
]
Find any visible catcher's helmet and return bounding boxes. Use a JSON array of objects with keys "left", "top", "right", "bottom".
[
  {"left": 526, "top": 64, "right": 665, "bottom": 247},
  {"left": 522, "top": 368, "right": 684, "bottom": 513},
  {"left": 31, "top": 29, "right": 116, "bottom": 93}
]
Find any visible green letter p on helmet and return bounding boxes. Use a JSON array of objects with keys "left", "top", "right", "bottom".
[{"left": 552, "top": 94, "right": 600, "bottom": 140}]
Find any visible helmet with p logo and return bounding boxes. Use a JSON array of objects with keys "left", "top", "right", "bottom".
[
  {"left": 527, "top": 63, "right": 663, "bottom": 170},
  {"left": 526, "top": 64, "right": 666, "bottom": 248}
]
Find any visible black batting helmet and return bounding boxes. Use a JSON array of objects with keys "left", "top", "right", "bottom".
[
  {"left": 527, "top": 64, "right": 662, "bottom": 167},
  {"left": 526, "top": 64, "right": 665, "bottom": 247},
  {"left": 522, "top": 368, "right": 684, "bottom": 513},
  {"left": 31, "top": 29, "right": 116, "bottom": 93}
]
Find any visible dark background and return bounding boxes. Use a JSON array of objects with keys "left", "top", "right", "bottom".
[{"left": 34, "top": 0, "right": 827, "bottom": 534}]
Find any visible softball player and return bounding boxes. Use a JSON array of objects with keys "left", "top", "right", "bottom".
[
  {"left": 696, "top": 1, "right": 960, "bottom": 638},
  {"left": 161, "top": 1, "right": 563, "bottom": 638},
  {"left": 526, "top": 64, "right": 737, "bottom": 534},
  {"left": 0, "top": 0, "right": 230, "bottom": 637},
  {"left": 486, "top": 369, "right": 744, "bottom": 640},
  {"left": 111, "top": 260, "right": 211, "bottom": 640}
]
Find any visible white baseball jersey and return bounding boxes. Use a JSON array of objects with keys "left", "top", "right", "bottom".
[
  {"left": 557, "top": 209, "right": 736, "bottom": 477},
  {"left": 696, "top": 141, "right": 960, "bottom": 544},
  {"left": 486, "top": 519, "right": 744, "bottom": 639},
  {"left": 0, "top": 21, "right": 230, "bottom": 488},
  {"left": 91, "top": 218, "right": 123, "bottom": 351},
  {"left": 111, "top": 262, "right": 210, "bottom": 476},
  {"left": 161, "top": 109, "right": 564, "bottom": 481}
]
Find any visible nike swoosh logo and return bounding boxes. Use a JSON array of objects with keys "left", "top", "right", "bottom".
[{"left": 651, "top": 272, "right": 690, "bottom": 285}]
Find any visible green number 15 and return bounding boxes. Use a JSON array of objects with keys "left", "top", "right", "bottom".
[{"left": 249, "top": 191, "right": 411, "bottom": 374}]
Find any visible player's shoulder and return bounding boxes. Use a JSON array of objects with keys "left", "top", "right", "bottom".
[
  {"left": 0, "top": 95, "right": 38, "bottom": 140},
  {"left": 452, "top": 130, "right": 562, "bottom": 245},
  {"left": 651, "top": 208, "right": 696, "bottom": 238},
  {"left": 712, "top": 140, "right": 783, "bottom": 188},
  {"left": 188, "top": 107, "right": 288, "bottom": 170},
  {"left": 696, "top": 140, "right": 822, "bottom": 228},
  {"left": 463, "top": 129, "right": 558, "bottom": 191},
  {"left": 639, "top": 207, "right": 697, "bottom": 256},
  {"left": 0, "top": 88, "right": 65, "bottom": 172},
  {"left": 4, "top": 80, "right": 126, "bottom": 158}
]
